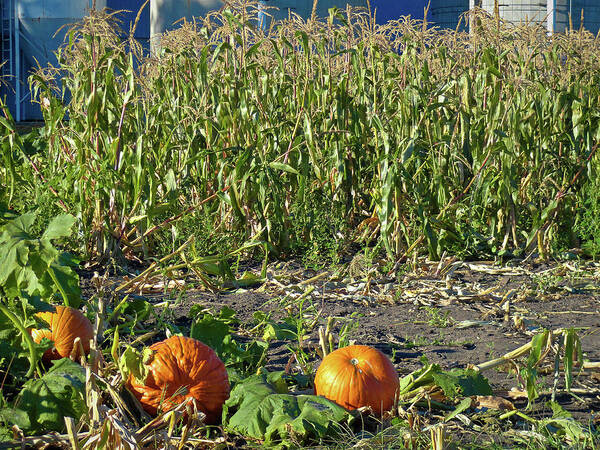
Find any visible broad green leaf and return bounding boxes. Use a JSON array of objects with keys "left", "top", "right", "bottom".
[
  {"left": 548, "top": 401, "right": 571, "bottom": 419},
  {"left": 13, "top": 358, "right": 86, "bottom": 433},
  {"left": 47, "top": 255, "right": 82, "bottom": 309},
  {"left": 0, "top": 408, "right": 31, "bottom": 434},
  {"left": 262, "top": 321, "right": 298, "bottom": 341},
  {"left": 42, "top": 215, "right": 76, "bottom": 240},
  {"left": 122, "top": 296, "right": 153, "bottom": 322},
  {"left": 541, "top": 404, "right": 590, "bottom": 445},
  {"left": 190, "top": 312, "right": 231, "bottom": 355},
  {"left": 119, "top": 346, "right": 152, "bottom": 383},
  {"left": 432, "top": 368, "right": 492, "bottom": 399},
  {"left": 0, "top": 308, "right": 42, "bottom": 377},
  {"left": 0, "top": 213, "right": 80, "bottom": 306},
  {"left": 223, "top": 371, "right": 353, "bottom": 444},
  {"left": 1, "top": 212, "right": 36, "bottom": 239},
  {"left": 190, "top": 308, "right": 268, "bottom": 377},
  {"left": 542, "top": 417, "right": 590, "bottom": 444}
]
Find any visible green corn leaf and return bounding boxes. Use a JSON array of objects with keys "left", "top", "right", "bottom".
[
  {"left": 268, "top": 162, "right": 300, "bottom": 175},
  {"left": 563, "top": 329, "right": 582, "bottom": 392}
]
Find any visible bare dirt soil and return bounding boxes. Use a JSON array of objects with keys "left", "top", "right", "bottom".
[{"left": 99, "top": 258, "right": 600, "bottom": 429}]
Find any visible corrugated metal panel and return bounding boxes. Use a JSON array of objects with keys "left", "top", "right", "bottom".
[
  {"left": 1, "top": 0, "right": 16, "bottom": 118},
  {"left": 477, "top": 0, "right": 598, "bottom": 34},
  {"left": 16, "top": 0, "right": 107, "bottom": 120},
  {"left": 20, "top": 0, "right": 97, "bottom": 19},
  {"left": 369, "top": 0, "right": 427, "bottom": 23},
  {"left": 258, "top": 0, "right": 304, "bottom": 24},
  {"left": 552, "top": 0, "right": 569, "bottom": 32},
  {"left": 150, "top": 0, "right": 223, "bottom": 39},
  {"left": 487, "top": 0, "right": 548, "bottom": 26},
  {"left": 19, "top": 0, "right": 105, "bottom": 64},
  {"left": 430, "top": 0, "right": 469, "bottom": 29},
  {"left": 477, "top": 1, "right": 550, "bottom": 31},
  {"left": 258, "top": 0, "right": 367, "bottom": 27},
  {"left": 107, "top": 0, "right": 150, "bottom": 39},
  {"left": 307, "top": 0, "right": 367, "bottom": 19},
  {"left": 570, "top": 0, "right": 600, "bottom": 34}
]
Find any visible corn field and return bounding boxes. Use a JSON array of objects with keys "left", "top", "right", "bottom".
[{"left": 2, "top": 2, "right": 600, "bottom": 264}]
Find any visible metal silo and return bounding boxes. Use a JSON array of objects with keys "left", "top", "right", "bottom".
[
  {"left": 480, "top": 0, "right": 548, "bottom": 28},
  {"left": 430, "top": 0, "right": 469, "bottom": 29},
  {"left": 474, "top": 0, "right": 599, "bottom": 34},
  {"left": 1, "top": 0, "right": 107, "bottom": 121}
]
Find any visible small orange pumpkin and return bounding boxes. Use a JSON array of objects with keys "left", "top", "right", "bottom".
[
  {"left": 31, "top": 305, "right": 94, "bottom": 362},
  {"left": 126, "top": 336, "right": 230, "bottom": 424},
  {"left": 314, "top": 345, "right": 399, "bottom": 415}
]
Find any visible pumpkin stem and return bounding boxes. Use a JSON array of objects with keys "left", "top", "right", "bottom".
[{"left": 350, "top": 358, "right": 359, "bottom": 366}]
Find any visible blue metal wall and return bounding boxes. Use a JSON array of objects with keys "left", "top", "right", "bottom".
[
  {"left": 151, "top": 0, "right": 222, "bottom": 42},
  {"left": 370, "top": 0, "right": 426, "bottom": 23},
  {"left": 257, "top": 0, "right": 366, "bottom": 28},
  {"left": 571, "top": 0, "right": 600, "bottom": 34},
  {"left": 107, "top": 0, "right": 150, "bottom": 40},
  {"left": 430, "top": 0, "right": 469, "bottom": 30},
  {"left": 3, "top": 0, "right": 107, "bottom": 121},
  {"left": 256, "top": 1, "right": 429, "bottom": 29}
]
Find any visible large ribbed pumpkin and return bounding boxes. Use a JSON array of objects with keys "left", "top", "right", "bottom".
[
  {"left": 126, "top": 336, "right": 229, "bottom": 424},
  {"left": 31, "top": 305, "right": 94, "bottom": 362},
  {"left": 314, "top": 345, "right": 399, "bottom": 415}
]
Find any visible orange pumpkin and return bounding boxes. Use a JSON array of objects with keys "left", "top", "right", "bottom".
[
  {"left": 314, "top": 345, "right": 399, "bottom": 415},
  {"left": 31, "top": 305, "right": 94, "bottom": 362},
  {"left": 126, "top": 336, "right": 230, "bottom": 424}
]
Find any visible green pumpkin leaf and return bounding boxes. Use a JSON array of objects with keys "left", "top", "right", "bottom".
[
  {"left": 190, "top": 308, "right": 268, "bottom": 378},
  {"left": 121, "top": 296, "right": 153, "bottom": 322},
  {"left": 190, "top": 311, "right": 231, "bottom": 355},
  {"left": 119, "top": 345, "right": 151, "bottom": 384},
  {"left": 47, "top": 254, "right": 82, "bottom": 309},
  {"left": 223, "top": 371, "right": 354, "bottom": 444},
  {"left": 42, "top": 214, "right": 76, "bottom": 240},
  {"left": 11, "top": 358, "right": 86, "bottom": 434},
  {"left": 0, "top": 408, "right": 31, "bottom": 433},
  {"left": 0, "top": 213, "right": 80, "bottom": 307},
  {"left": 541, "top": 402, "right": 588, "bottom": 444},
  {"left": 432, "top": 368, "right": 492, "bottom": 399},
  {"left": 262, "top": 321, "right": 298, "bottom": 341}
]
